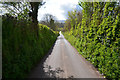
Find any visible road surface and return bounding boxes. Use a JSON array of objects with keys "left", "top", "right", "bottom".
[{"left": 28, "top": 31, "right": 104, "bottom": 78}]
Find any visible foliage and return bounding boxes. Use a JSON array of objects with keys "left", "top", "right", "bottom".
[
  {"left": 64, "top": 2, "right": 120, "bottom": 79},
  {"left": 64, "top": 10, "right": 82, "bottom": 31},
  {"left": 40, "top": 14, "right": 58, "bottom": 31},
  {"left": 1, "top": 2, "right": 30, "bottom": 20},
  {"left": 29, "top": 2, "right": 45, "bottom": 23},
  {"left": 1, "top": 1, "right": 45, "bottom": 23},
  {"left": 40, "top": 14, "right": 65, "bottom": 31},
  {"left": 2, "top": 16, "right": 58, "bottom": 78}
]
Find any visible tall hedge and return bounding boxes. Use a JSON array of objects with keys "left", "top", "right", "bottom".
[
  {"left": 64, "top": 2, "right": 120, "bottom": 79},
  {"left": 2, "top": 16, "right": 58, "bottom": 78}
]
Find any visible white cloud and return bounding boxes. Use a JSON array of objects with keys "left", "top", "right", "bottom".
[{"left": 38, "top": 0, "right": 79, "bottom": 21}]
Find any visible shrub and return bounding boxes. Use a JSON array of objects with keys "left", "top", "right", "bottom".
[{"left": 2, "top": 17, "right": 58, "bottom": 78}]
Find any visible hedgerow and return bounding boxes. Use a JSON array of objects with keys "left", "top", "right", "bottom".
[
  {"left": 2, "top": 16, "right": 58, "bottom": 78},
  {"left": 64, "top": 2, "right": 120, "bottom": 79}
]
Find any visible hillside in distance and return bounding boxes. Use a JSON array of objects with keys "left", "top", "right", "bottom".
[{"left": 58, "top": 20, "right": 65, "bottom": 23}]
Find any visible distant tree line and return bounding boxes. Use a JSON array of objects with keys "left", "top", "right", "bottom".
[{"left": 40, "top": 13, "right": 64, "bottom": 31}]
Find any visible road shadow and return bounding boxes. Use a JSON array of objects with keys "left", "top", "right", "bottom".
[
  {"left": 43, "top": 64, "right": 74, "bottom": 78},
  {"left": 27, "top": 38, "right": 74, "bottom": 79},
  {"left": 43, "top": 64, "right": 64, "bottom": 78}
]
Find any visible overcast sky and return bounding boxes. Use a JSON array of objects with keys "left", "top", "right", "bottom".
[{"left": 38, "top": 0, "right": 80, "bottom": 21}]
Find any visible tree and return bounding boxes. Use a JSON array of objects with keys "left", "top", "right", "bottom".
[
  {"left": 1, "top": 1, "right": 45, "bottom": 38},
  {"left": 1, "top": 1, "right": 45, "bottom": 24},
  {"left": 29, "top": 2, "right": 45, "bottom": 24},
  {"left": 40, "top": 14, "right": 57, "bottom": 30},
  {"left": 64, "top": 9, "right": 82, "bottom": 32},
  {"left": 1, "top": 2, "right": 30, "bottom": 20},
  {"left": 64, "top": 19, "right": 71, "bottom": 31}
]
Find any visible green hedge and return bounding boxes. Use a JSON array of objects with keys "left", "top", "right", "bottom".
[
  {"left": 63, "top": 2, "right": 120, "bottom": 79},
  {"left": 63, "top": 32, "right": 120, "bottom": 79},
  {"left": 2, "top": 17, "right": 58, "bottom": 78}
]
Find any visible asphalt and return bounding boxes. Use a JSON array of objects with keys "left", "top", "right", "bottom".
[{"left": 28, "top": 31, "right": 104, "bottom": 78}]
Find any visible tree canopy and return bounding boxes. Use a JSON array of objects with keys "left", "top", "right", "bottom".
[{"left": 1, "top": 1, "right": 45, "bottom": 24}]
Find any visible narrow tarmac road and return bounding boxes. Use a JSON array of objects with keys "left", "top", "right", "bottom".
[{"left": 28, "top": 31, "right": 104, "bottom": 78}]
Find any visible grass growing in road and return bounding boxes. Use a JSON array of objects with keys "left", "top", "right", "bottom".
[{"left": 2, "top": 16, "right": 58, "bottom": 78}]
